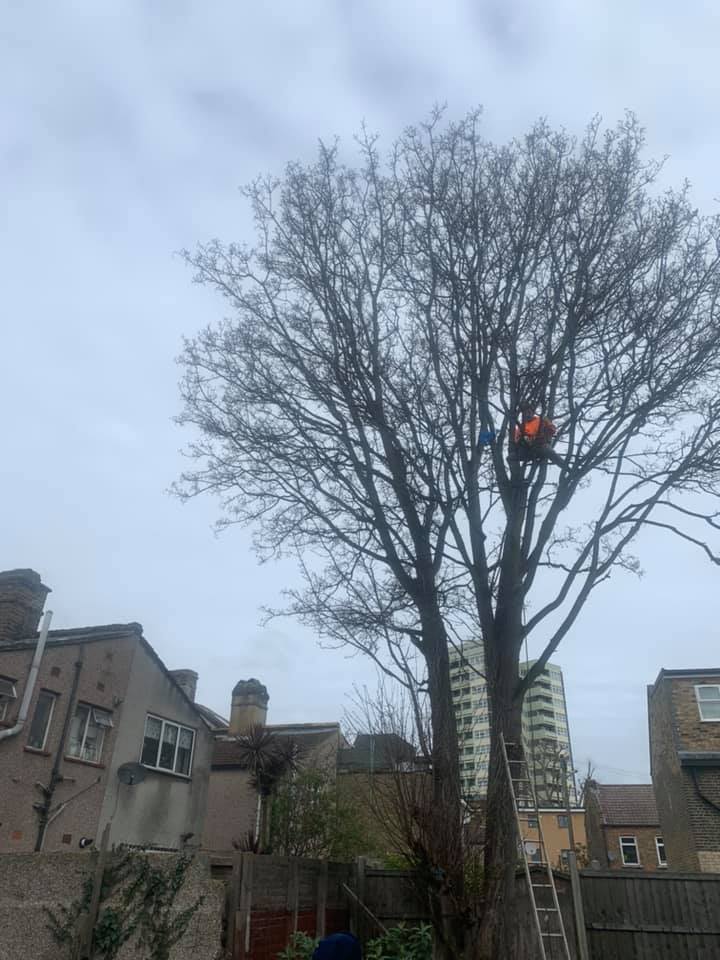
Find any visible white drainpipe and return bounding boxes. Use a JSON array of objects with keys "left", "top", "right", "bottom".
[{"left": 0, "top": 609, "right": 53, "bottom": 743}]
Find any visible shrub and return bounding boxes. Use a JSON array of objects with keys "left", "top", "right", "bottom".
[{"left": 366, "top": 924, "right": 432, "bottom": 960}]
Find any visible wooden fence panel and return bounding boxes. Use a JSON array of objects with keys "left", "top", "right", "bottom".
[{"left": 581, "top": 870, "right": 720, "bottom": 960}]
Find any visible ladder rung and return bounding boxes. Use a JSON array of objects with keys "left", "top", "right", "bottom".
[
  {"left": 542, "top": 933, "right": 565, "bottom": 938},
  {"left": 512, "top": 777, "right": 531, "bottom": 783},
  {"left": 537, "top": 908, "right": 558, "bottom": 912},
  {"left": 532, "top": 883, "right": 553, "bottom": 888}
]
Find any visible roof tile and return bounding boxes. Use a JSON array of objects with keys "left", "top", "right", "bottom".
[{"left": 597, "top": 784, "right": 659, "bottom": 826}]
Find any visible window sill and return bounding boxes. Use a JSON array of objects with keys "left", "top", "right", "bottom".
[
  {"left": 621, "top": 863, "right": 643, "bottom": 868},
  {"left": 24, "top": 746, "right": 51, "bottom": 757},
  {"left": 64, "top": 755, "right": 106, "bottom": 770},
  {"left": 141, "top": 764, "right": 192, "bottom": 782}
]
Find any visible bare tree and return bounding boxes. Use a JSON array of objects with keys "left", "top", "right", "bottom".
[
  {"left": 577, "top": 760, "right": 597, "bottom": 808},
  {"left": 176, "top": 109, "right": 720, "bottom": 958}
]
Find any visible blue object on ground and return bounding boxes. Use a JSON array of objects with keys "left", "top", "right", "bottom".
[{"left": 312, "top": 932, "right": 362, "bottom": 960}]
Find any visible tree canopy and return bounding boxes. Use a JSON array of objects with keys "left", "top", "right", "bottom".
[{"left": 177, "top": 109, "right": 720, "bottom": 958}]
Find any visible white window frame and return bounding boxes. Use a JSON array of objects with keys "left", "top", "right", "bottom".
[
  {"left": 695, "top": 685, "right": 720, "bottom": 721},
  {"left": 67, "top": 704, "right": 113, "bottom": 763},
  {"left": 28, "top": 690, "right": 56, "bottom": 750},
  {"left": 140, "top": 713, "right": 195, "bottom": 777},
  {"left": 619, "top": 835, "right": 641, "bottom": 867},
  {"left": 655, "top": 836, "right": 668, "bottom": 867},
  {"left": 0, "top": 677, "right": 17, "bottom": 722}
]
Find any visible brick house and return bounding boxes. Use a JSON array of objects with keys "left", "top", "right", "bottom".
[
  {"left": 202, "top": 678, "right": 344, "bottom": 852},
  {"left": 648, "top": 667, "right": 720, "bottom": 873},
  {"left": 0, "top": 568, "right": 214, "bottom": 853},
  {"left": 584, "top": 782, "right": 667, "bottom": 871}
]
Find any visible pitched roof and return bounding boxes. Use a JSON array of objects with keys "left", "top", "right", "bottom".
[
  {"left": 1, "top": 623, "right": 211, "bottom": 728},
  {"left": 211, "top": 723, "right": 341, "bottom": 768},
  {"left": 338, "top": 733, "right": 419, "bottom": 771},
  {"left": 195, "top": 703, "right": 229, "bottom": 731},
  {"left": 596, "top": 784, "right": 659, "bottom": 826}
]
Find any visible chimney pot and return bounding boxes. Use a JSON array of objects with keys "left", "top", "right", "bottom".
[
  {"left": 229, "top": 678, "right": 269, "bottom": 735},
  {"left": 0, "top": 569, "right": 51, "bottom": 643}
]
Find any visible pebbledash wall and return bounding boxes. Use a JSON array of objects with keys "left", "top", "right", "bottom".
[{"left": 0, "top": 852, "right": 224, "bottom": 960}]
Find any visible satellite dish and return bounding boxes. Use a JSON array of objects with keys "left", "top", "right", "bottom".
[{"left": 117, "top": 762, "right": 146, "bottom": 786}]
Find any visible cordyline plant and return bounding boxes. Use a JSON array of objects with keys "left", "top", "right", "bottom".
[{"left": 175, "top": 109, "right": 720, "bottom": 958}]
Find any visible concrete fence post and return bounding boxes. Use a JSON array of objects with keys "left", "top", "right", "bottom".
[
  {"left": 568, "top": 851, "right": 590, "bottom": 960},
  {"left": 227, "top": 851, "right": 243, "bottom": 957},
  {"left": 286, "top": 858, "right": 299, "bottom": 938},
  {"left": 78, "top": 821, "right": 110, "bottom": 960},
  {"left": 354, "top": 857, "right": 366, "bottom": 942},
  {"left": 316, "top": 860, "right": 328, "bottom": 939},
  {"left": 237, "top": 853, "right": 254, "bottom": 959}
]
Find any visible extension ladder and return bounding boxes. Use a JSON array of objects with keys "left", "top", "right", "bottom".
[{"left": 500, "top": 732, "right": 572, "bottom": 960}]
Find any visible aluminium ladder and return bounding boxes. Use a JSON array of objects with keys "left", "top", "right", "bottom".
[{"left": 500, "top": 732, "right": 572, "bottom": 960}]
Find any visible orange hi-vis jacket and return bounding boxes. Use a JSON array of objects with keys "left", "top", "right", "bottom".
[{"left": 513, "top": 415, "right": 557, "bottom": 445}]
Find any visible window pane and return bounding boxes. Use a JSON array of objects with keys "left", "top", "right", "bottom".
[
  {"left": 92, "top": 709, "right": 113, "bottom": 729},
  {"left": 175, "top": 728, "right": 194, "bottom": 775},
  {"left": 159, "top": 722, "right": 178, "bottom": 770},
  {"left": 699, "top": 702, "right": 720, "bottom": 720},
  {"left": 0, "top": 677, "right": 17, "bottom": 699},
  {"left": 557, "top": 815, "right": 569, "bottom": 828},
  {"left": 28, "top": 691, "right": 55, "bottom": 749},
  {"left": 68, "top": 705, "right": 90, "bottom": 758},
  {"left": 141, "top": 716, "right": 162, "bottom": 766},
  {"left": 697, "top": 686, "right": 720, "bottom": 700},
  {"left": 82, "top": 714, "right": 105, "bottom": 763},
  {"left": 656, "top": 837, "right": 667, "bottom": 865},
  {"left": 620, "top": 837, "right": 639, "bottom": 865}
]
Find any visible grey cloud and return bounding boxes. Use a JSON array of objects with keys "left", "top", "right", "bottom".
[{"left": 3, "top": 0, "right": 720, "bottom": 779}]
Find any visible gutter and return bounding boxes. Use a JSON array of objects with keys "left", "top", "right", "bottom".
[{"left": 0, "top": 610, "right": 53, "bottom": 743}]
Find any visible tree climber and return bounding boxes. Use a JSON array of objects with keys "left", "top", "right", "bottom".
[{"left": 511, "top": 401, "right": 565, "bottom": 469}]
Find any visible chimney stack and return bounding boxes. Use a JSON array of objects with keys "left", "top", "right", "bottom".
[
  {"left": 229, "top": 678, "right": 269, "bottom": 736},
  {"left": 170, "top": 669, "right": 198, "bottom": 702},
  {"left": 0, "top": 569, "right": 51, "bottom": 643}
]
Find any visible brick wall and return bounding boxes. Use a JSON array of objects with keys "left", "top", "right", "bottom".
[
  {"left": 672, "top": 678, "right": 720, "bottom": 752},
  {"left": 649, "top": 675, "right": 720, "bottom": 872},
  {"left": 601, "top": 826, "right": 664, "bottom": 871},
  {"left": 584, "top": 783, "right": 609, "bottom": 867},
  {"left": 681, "top": 766, "right": 720, "bottom": 869},
  {"left": 0, "top": 636, "right": 135, "bottom": 853},
  {"left": 649, "top": 677, "right": 699, "bottom": 871}
]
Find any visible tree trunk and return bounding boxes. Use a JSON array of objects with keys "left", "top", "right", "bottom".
[
  {"left": 422, "top": 602, "right": 466, "bottom": 959},
  {"left": 477, "top": 627, "right": 525, "bottom": 960}
]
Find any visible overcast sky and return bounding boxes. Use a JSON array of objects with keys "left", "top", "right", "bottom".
[{"left": 3, "top": 0, "right": 720, "bottom": 786}]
